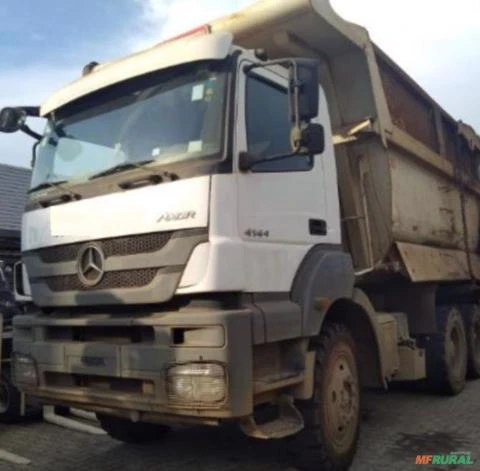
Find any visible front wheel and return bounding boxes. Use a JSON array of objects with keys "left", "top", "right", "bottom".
[
  {"left": 295, "top": 323, "right": 360, "bottom": 471},
  {"left": 97, "top": 414, "right": 171, "bottom": 444}
]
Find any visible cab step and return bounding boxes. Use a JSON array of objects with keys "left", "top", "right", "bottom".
[{"left": 239, "top": 395, "right": 304, "bottom": 439}]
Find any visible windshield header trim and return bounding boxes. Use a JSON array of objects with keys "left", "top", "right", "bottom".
[{"left": 41, "top": 32, "right": 233, "bottom": 117}]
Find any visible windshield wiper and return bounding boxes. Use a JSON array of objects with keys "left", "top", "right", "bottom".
[
  {"left": 118, "top": 171, "right": 180, "bottom": 190},
  {"left": 28, "top": 180, "right": 68, "bottom": 193},
  {"left": 29, "top": 180, "right": 81, "bottom": 200},
  {"left": 28, "top": 180, "right": 81, "bottom": 207},
  {"left": 89, "top": 159, "right": 154, "bottom": 180}
]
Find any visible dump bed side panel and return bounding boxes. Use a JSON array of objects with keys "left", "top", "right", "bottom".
[
  {"left": 376, "top": 47, "right": 480, "bottom": 177},
  {"left": 389, "top": 145, "right": 479, "bottom": 251}
]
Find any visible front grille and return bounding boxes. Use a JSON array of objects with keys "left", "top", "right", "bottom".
[
  {"left": 42, "top": 268, "right": 159, "bottom": 292},
  {"left": 35, "top": 232, "right": 174, "bottom": 263}
]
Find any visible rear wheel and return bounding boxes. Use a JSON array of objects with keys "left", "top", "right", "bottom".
[
  {"left": 426, "top": 306, "right": 467, "bottom": 395},
  {"left": 97, "top": 414, "right": 171, "bottom": 444},
  {"left": 295, "top": 324, "right": 360, "bottom": 471},
  {"left": 462, "top": 305, "right": 480, "bottom": 379}
]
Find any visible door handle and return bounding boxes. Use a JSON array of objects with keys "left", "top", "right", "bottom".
[{"left": 309, "top": 219, "right": 327, "bottom": 236}]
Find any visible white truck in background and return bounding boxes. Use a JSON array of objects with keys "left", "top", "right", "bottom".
[
  {"left": 0, "top": 255, "right": 29, "bottom": 422},
  {"left": 1, "top": 1, "right": 480, "bottom": 469},
  {"left": 0, "top": 260, "right": 22, "bottom": 422}
]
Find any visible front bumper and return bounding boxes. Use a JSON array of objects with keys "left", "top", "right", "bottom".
[{"left": 13, "top": 307, "right": 253, "bottom": 422}]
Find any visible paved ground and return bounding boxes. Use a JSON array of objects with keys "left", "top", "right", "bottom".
[{"left": 1, "top": 381, "right": 479, "bottom": 471}]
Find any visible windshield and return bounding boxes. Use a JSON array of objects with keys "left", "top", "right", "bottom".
[{"left": 31, "top": 60, "right": 228, "bottom": 189}]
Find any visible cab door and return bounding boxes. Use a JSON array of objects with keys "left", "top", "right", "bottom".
[{"left": 235, "top": 59, "right": 340, "bottom": 293}]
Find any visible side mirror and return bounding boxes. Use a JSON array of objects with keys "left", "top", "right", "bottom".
[
  {"left": 289, "top": 59, "right": 320, "bottom": 124},
  {"left": 0, "top": 107, "right": 26, "bottom": 133}
]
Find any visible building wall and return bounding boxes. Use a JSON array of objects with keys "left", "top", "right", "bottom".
[
  {"left": 0, "top": 163, "right": 31, "bottom": 278},
  {"left": 0, "top": 163, "right": 31, "bottom": 234}
]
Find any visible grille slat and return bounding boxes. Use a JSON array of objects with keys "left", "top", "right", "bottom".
[
  {"left": 43, "top": 268, "right": 159, "bottom": 292},
  {"left": 34, "top": 232, "right": 174, "bottom": 263}
]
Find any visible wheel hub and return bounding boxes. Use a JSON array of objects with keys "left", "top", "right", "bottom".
[
  {"left": 448, "top": 324, "right": 462, "bottom": 370},
  {"left": 325, "top": 352, "right": 359, "bottom": 452}
]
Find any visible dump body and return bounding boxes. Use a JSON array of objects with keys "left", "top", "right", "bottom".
[{"left": 211, "top": 0, "right": 480, "bottom": 279}]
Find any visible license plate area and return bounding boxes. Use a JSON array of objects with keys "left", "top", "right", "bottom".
[{"left": 65, "top": 344, "right": 120, "bottom": 376}]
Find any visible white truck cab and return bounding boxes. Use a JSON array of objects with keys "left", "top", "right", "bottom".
[{"left": 18, "top": 31, "right": 335, "bottom": 302}]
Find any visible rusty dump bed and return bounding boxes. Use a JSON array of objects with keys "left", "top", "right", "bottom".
[{"left": 212, "top": 0, "right": 480, "bottom": 282}]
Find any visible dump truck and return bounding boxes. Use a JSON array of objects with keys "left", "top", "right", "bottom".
[{"left": 1, "top": 0, "right": 480, "bottom": 469}]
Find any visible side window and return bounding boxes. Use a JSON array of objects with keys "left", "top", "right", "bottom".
[{"left": 246, "top": 75, "right": 312, "bottom": 172}]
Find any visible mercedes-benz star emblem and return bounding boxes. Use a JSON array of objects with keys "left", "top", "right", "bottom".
[{"left": 77, "top": 243, "right": 105, "bottom": 287}]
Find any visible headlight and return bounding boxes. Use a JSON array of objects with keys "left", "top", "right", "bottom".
[
  {"left": 13, "top": 354, "right": 38, "bottom": 389},
  {"left": 167, "top": 363, "right": 226, "bottom": 404}
]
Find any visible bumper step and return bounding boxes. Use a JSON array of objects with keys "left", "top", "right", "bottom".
[{"left": 239, "top": 395, "right": 304, "bottom": 439}]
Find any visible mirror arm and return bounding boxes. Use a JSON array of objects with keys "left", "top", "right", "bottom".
[
  {"left": 20, "top": 124, "right": 42, "bottom": 141},
  {"left": 289, "top": 60, "right": 301, "bottom": 133},
  {"left": 21, "top": 107, "right": 40, "bottom": 118},
  {"left": 239, "top": 141, "right": 303, "bottom": 172},
  {"left": 20, "top": 106, "right": 41, "bottom": 140}
]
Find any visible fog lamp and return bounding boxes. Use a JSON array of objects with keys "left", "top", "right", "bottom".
[{"left": 167, "top": 363, "right": 226, "bottom": 404}]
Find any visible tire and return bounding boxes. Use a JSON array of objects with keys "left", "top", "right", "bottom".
[
  {"left": 426, "top": 306, "right": 467, "bottom": 395},
  {"left": 294, "top": 324, "right": 360, "bottom": 471},
  {"left": 97, "top": 414, "right": 171, "bottom": 444},
  {"left": 0, "top": 369, "right": 22, "bottom": 423},
  {"left": 461, "top": 305, "right": 480, "bottom": 379}
]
